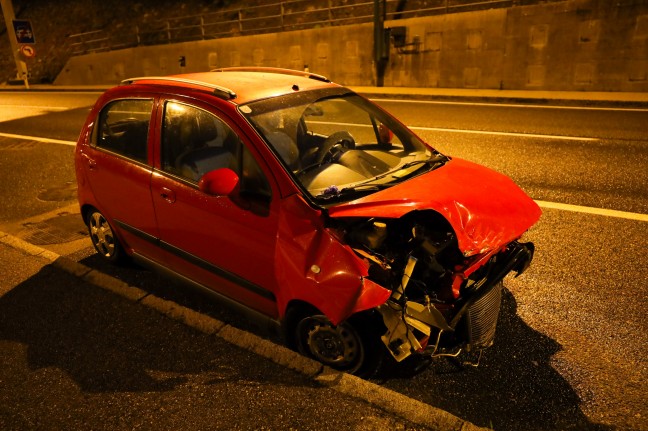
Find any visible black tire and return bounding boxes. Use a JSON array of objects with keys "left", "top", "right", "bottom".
[
  {"left": 294, "top": 312, "right": 385, "bottom": 378},
  {"left": 86, "top": 209, "right": 124, "bottom": 263}
]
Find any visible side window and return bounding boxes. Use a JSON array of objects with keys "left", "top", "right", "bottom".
[
  {"left": 161, "top": 101, "right": 271, "bottom": 198},
  {"left": 95, "top": 99, "right": 153, "bottom": 163},
  {"left": 161, "top": 102, "right": 238, "bottom": 181}
]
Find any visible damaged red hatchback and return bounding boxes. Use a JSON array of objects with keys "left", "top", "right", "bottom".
[{"left": 75, "top": 68, "right": 541, "bottom": 376}]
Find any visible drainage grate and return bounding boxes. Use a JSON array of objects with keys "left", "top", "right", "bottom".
[{"left": 20, "top": 213, "right": 88, "bottom": 245}]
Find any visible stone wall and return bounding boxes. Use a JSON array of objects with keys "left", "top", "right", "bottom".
[{"left": 55, "top": 0, "right": 648, "bottom": 92}]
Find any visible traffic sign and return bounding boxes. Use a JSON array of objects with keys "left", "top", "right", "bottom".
[
  {"left": 20, "top": 45, "right": 36, "bottom": 58},
  {"left": 13, "top": 19, "right": 35, "bottom": 44}
]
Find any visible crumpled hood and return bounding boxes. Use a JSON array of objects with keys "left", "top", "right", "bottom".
[{"left": 328, "top": 157, "right": 541, "bottom": 256}]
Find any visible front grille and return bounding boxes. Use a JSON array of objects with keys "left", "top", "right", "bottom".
[{"left": 465, "top": 282, "right": 503, "bottom": 350}]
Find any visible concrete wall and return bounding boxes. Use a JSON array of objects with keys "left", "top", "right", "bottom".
[
  {"left": 55, "top": 0, "right": 648, "bottom": 92},
  {"left": 56, "top": 23, "right": 375, "bottom": 87}
]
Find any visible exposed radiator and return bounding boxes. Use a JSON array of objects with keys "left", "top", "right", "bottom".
[{"left": 466, "top": 282, "right": 503, "bottom": 350}]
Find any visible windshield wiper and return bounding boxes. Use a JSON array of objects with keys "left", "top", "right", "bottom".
[
  {"left": 350, "top": 153, "right": 448, "bottom": 188},
  {"left": 314, "top": 153, "right": 448, "bottom": 201},
  {"left": 398, "top": 153, "right": 449, "bottom": 171},
  {"left": 315, "top": 183, "right": 390, "bottom": 201}
]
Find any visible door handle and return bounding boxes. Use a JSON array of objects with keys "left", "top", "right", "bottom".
[
  {"left": 81, "top": 152, "right": 97, "bottom": 169},
  {"left": 160, "top": 187, "right": 176, "bottom": 203}
]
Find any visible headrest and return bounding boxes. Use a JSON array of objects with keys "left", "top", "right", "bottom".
[{"left": 195, "top": 113, "right": 219, "bottom": 142}]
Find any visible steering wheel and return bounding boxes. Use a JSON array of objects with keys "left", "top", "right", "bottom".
[{"left": 314, "top": 131, "right": 356, "bottom": 164}]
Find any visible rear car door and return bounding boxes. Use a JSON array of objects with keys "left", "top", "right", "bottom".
[
  {"left": 150, "top": 99, "right": 280, "bottom": 317},
  {"left": 78, "top": 98, "right": 162, "bottom": 260}
]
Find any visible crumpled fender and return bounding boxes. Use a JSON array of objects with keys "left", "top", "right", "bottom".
[{"left": 275, "top": 194, "right": 391, "bottom": 325}]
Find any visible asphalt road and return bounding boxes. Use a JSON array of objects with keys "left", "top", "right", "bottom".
[{"left": 0, "top": 91, "right": 646, "bottom": 431}]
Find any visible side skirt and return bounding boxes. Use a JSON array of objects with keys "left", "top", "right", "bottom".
[{"left": 132, "top": 252, "right": 282, "bottom": 338}]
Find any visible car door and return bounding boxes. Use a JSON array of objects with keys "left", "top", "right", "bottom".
[
  {"left": 150, "top": 99, "right": 280, "bottom": 317},
  {"left": 79, "top": 97, "right": 163, "bottom": 260}
]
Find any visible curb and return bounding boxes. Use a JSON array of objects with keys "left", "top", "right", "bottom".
[{"left": 0, "top": 231, "right": 490, "bottom": 431}]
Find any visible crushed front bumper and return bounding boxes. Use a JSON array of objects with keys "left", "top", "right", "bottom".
[{"left": 377, "top": 241, "right": 535, "bottom": 362}]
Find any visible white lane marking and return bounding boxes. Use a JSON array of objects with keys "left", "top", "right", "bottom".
[
  {"left": 535, "top": 200, "right": 648, "bottom": 222},
  {"left": 370, "top": 98, "right": 648, "bottom": 112},
  {"left": 308, "top": 119, "right": 598, "bottom": 142},
  {"left": 0, "top": 106, "right": 70, "bottom": 122},
  {"left": 0, "top": 105, "right": 68, "bottom": 110},
  {"left": 1, "top": 132, "right": 645, "bottom": 222},
  {"left": 0, "top": 132, "right": 76, "bottom": 146},
  {"left": 410, "top": 125, "right": 599, "bottom": 142}
]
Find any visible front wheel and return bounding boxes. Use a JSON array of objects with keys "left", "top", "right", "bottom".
[
  {"left": 295, "top": 313, "right": 384, "bottom": 377},
  {"left": 86, "top": 209, "right": 124, "bottom": 263}
]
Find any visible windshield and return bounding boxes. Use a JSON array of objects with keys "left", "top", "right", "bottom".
[{"left": 240, "top": 89, "right": 445, "bottom": 204}]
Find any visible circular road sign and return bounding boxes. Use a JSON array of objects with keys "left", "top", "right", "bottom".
[{"left": 20, "top": 45, "right": 36, "bottom": 58}]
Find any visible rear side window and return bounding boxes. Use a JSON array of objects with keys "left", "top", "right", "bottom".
[{"left": 95, "top": 99, "right": 153, "bottom": 164}]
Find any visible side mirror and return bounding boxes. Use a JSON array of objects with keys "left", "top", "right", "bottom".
[{"left": 198, "top": 168, "right": 239, "bottom": 196}]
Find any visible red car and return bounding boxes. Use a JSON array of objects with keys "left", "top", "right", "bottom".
[{"left": 75, "top": 68, "right": 541, "bottom": 376}]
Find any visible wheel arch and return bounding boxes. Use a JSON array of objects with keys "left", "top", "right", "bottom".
[
  {"left": 281, "top": 299, "right": 386, "bottom": 352},
  {"left": 81, "top": 204, "right": 129, "bottom": 263},
  {"left": 80, "top": 203, "right": 96, "bottom": 223},
  {"left": 282, "top": 299, "right": 322, "bottom": 350}
]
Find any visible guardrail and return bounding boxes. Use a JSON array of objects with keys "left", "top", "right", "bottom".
[{"left": 65, "top": 0, "right": 550, "bottom": 56}]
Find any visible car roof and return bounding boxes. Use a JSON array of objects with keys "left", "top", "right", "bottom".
[{"left": 120, "top": 68, "right": 341, "bottom": 105}]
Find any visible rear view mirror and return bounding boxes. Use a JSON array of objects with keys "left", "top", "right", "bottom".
[
  {"left": 198, "top": 168, "right": 240, "bottom": 196},
  {"left": 378, "top": 123, "right": 393, "bottom": 144},
  {"left": 304, "top": 104, "right": 323, "bottom": 117}
]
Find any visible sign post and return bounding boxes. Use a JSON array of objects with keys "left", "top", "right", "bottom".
[
  {"left": 373, "top": 0, "right": 388, "bottom": 87},
  {"left": 1, "top": 0, "right": 32, "bottom": 89}
]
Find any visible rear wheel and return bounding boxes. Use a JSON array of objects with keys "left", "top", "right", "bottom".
[
  {"left": 86, "top": 209, "right": 124, "bottom": 263},
  {"left": 295, "top": 313, "right": 385, "bottom": 377}
]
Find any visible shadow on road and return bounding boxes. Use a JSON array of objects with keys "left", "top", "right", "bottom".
[
  {"left": 74, "top": 253, "right": 264, "bottom": 337},
  {"left": 0, "top": 264, "right": 300, "bottom": 393},
  {"left": 382, "top": 287, "right": 613, "bottom": 431},
  {"left": 2, "top": 262, "right": 423, "bottom": 430}
]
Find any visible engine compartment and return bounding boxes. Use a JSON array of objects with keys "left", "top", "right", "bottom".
[
  {"left": 331, "top": 210, "right": 535, "bottom": 363},
  {"left": 345, "top": 211, "right": 462, "bottom": 304}
]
